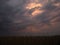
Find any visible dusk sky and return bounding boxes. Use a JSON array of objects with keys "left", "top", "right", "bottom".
[{"left": 0, "top": 0, "right": 60, "bottom": 36}]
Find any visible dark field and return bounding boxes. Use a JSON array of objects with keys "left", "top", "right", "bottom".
[{"left": 0, "top": 36, "right": 60, "bottom": 45}]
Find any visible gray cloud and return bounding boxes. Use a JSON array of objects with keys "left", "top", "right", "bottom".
[{"left": 0, "top": 0, "right": 60, "bottom": 36}]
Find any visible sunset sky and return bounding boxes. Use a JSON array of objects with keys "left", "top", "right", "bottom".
[{"left": 0, "top": 0, "right": 60, "bottom": 36}]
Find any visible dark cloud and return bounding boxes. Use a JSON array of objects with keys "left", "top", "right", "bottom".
[{"left": 0, "top": 0, "right": 60, "bottom": 36}]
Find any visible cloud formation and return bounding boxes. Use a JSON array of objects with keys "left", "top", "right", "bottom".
[{"left": 0, "top": 0, "right": 60, "bottom": 36}]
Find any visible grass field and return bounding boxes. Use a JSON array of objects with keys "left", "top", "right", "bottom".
[{"left": 0, "top": 35, "right": 60, "bottom": 45}]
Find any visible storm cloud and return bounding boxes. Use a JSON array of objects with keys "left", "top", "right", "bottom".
[{"left": 0, "top": 0, "right": 60, "bottom": 36}]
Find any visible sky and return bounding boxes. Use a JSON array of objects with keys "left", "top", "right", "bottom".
[{"left": 0, "top": 0, "right": 60, "bottom": 36}]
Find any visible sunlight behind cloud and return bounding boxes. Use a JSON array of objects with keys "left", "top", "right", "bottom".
[
  {"left": 26, "top": 3, "right": 43, "bottom": 10},
  {"left": 32, "top": 9, "right": 44, "bottom": 16},
  {"left": 25, "top": 0, "right": 44, "bottom": 18}
]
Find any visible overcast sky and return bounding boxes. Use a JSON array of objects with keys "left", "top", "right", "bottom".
[{"left": 0, "top": 0, "right": 60, "bottom": 36}]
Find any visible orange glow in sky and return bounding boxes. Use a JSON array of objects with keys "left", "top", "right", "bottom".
[
  {"left": 26, "top": 3, "right": 43, "bottom": 10},
  {"left": 25, "top": 0, "right": 44, "bottom": 17},
  {"left": 32, "top": 9, "right": 44, "bottom": 16}
]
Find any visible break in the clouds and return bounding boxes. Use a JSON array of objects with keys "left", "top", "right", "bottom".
[{"left": 0, "top": 0, "right": 60, "bottom": 36}]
